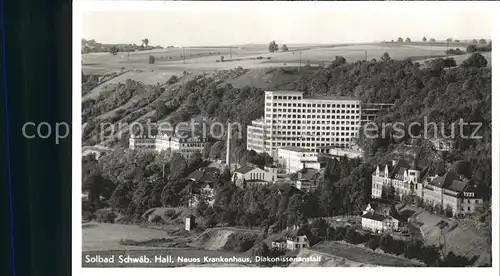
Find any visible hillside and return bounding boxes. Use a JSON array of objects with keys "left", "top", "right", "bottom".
[{"left": 289, "top": 242, "right": 423, "bottom": 267}]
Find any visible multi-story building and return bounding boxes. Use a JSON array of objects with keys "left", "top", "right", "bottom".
[
  {"left": 129, "top": 133, "right": 206, "bottom": 159},
  {"left": 246, "top": 118, "right": 267, "bottom": 154},
  {"left": 371, "top": 159, "right": 427, "bottom": 200},
  {"left": 277, "top": 147, "right": 321, "bottom": 173},
  {"left": 247, "top": 91, "right": 362, "bottom": 158},
  {"left": 129, "top": 135, "right": 156, "bottom": 150},
  {"left": 360, "top": 103, "right": 394, "bottom": 125},
  {"left": 371, "top": 158, "right": 483, "bottom": 216},
  {"left": 424, "top": 171, "right": 483, "bottom": 215},
  {"left": 155, "top": 134, "right": 206, "bottom": 159},
  {"left": 360, "top": 204, "right": 400, "bottom": 233}
]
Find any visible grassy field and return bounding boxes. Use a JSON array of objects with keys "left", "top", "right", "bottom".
[
  {"left": 398, "top": 205, "right": 491, "bottom": 265},
  {"left": 82, "top": 223, "right": 173, "bottom": 251},
  {"left": 82, "top": 222, "right": 258, "bottom": 267},
  {"left": 310, "top": 241, "right": 423, "bottom": 267},
  {"left": 82, "top": 42, "right": 482, "bottom": 85}
]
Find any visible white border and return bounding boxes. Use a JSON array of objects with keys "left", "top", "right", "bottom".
[{"left": 73, "top": 1, "right": 500, "bottom": 276}]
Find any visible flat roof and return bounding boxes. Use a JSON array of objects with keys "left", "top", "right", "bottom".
[
  {"left": 303, "top": 95, "right": 359, "bottom": 101},
  {"left": 266, "top": 90, "right": 303, "bottom": 94},
  {"left": 278, "top": 146, "right": 313, "bottom": 153}
]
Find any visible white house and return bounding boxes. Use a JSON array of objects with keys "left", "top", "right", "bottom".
[
  {"left": 129, "top": 133, "right": 206, "bottom": 159},
  {"left": 361, "top": 204, "right": 399, "bottom": 233},
  {"left": 277, "top": 147, "right": 321, "bottom": 173},
  {"left": 232, "top": 165, "right": 277, "bottom": 187},
  {"left": 271, "top": 238, "right": 287, "bottom": 251},
  {"left": 295, "top": 168, "right": 319, "bottom": 191},
  {"left": 286, "top": 235, "right": 310, "bottom": 251}
]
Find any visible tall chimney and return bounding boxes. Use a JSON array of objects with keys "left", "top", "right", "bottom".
[{"left": 226, "top": 120, "right": 232, "bottom": 170}]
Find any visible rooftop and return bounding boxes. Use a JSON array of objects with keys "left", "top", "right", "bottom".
[
  {"left": 361, "top": 212, "right": 388, "bottom": 222},
  {"left": 187, "top": 167, "right": 220, "bottom": 183},
  {"left": 234, "top": 165, "right": 260, "bottom": 174},
  {"left": 303, "top": 95, "right": 359, "bottom": 101},
  {"left": 279, "top": 146, "right": 313, "bottom": 153}
]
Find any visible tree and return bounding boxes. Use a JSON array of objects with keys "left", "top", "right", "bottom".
[
  {"left": 142, "top": 38, "right": 149, "bottom": 48},
  {"left": 466, "top": 45, "right": 478, "bottom": 53},
  {"left": 268, "top": 40, "right": 279, "bottom": 53},
  {"left": 365, "top": 236, "right": 380, "bottom": 251},
  {"left": 331, "top": 56, "right": 346, "bottom": 67},
  {"left": 446, "top": 38, "right": 453, "bottom": 43},
  {"left": 220, "top": 56, "right": 225, "bottom": 62},
  {"left": 443, "top": 57, "right": 457, "bottom": 68},
  {"left": 422, "top": 36, "right": 427, "bottom": 42},
  {"left": 281, "top": 44, "right": 289, "bottom": 52},
  {"left": 149, "top": 55, "right": 155, "bottom": 64},
  {"left": 397, "top": 37, "right": 403, "bottom": 43},
  {"left": 110, "top": 46, "right": 119, "bottom": 55},
  {"left": 429, "top": 38, "right": 436, "bottom": 42},
  {"left": 462, "top": 52, "right": 488, "bottom": 68},
  {"left": 472, "top": 38, "right": 478, "bottom": 44},
  {"left": 405, "top": 37, "right": 411, "bottom": 43},
  {"left": 445, "top": 204, "right": 454, "bottom": 217},
  {"left": 478, "top": 38, "right": 487, "bottom": 44},
  {"left": 380, "top": 52, "right": 391, "bottom": 62}
]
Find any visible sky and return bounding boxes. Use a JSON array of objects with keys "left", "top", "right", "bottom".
[{"left": 82, "top": 3, "right": 493, "bottom": 47}]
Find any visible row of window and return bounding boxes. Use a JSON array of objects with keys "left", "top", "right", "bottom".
[
  {"left": 266, "top": 106, "right": 359, "bottom": 113},
  {"left": 272, "top": 142, "right": 350, "bottom": 147},
  {"left": 268, "top": 119, "right": 359, "bottom": 125},
  {"left": 266, "top": 96, "right": 359, "bottom": 109},
  {"left": 266, "top": 95, "right": 302, "bottom": 100},
  {"left": 269, "top": 114, "right": 360, "bottom": 119},
  {"left": 272, "top": 132, "right": 356, "bottom": 137},
  {"left": 247, "top": 172, "right": 266, "bottom": 180},
  {"left": 273, "top": 125, "right": 358, "bottom": 131}
]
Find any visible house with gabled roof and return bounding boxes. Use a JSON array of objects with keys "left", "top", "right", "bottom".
[
  {"left": 186, "top": 167, "right": 219, "bottom": 207},
  {"left": 424, "top": 171, "right": 483, "bottom": 215},
  {"left": 232, "top": 164, "right": 277, "bottom": 187},
  {"left": 295, "top": 168, "right": 320, "bottom": 191},
  {"left": 371, "top": 155, "right": 430, "bottom": 201},
  {"left": 361, "top": 203, "right": 400, "bottom": 233},
  {"left": 371, "top": 155, "right": 484, "bottom": 216}
]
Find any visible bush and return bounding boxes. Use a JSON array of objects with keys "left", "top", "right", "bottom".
[
  {"left": 150, "top": 215, "right": 163, "bottom": 224},
  {"left": 95, "top": 209, "right": 117, "bottom": 223},
  {"left": 149, "top": 55, "right": 155, "bottom": 64},
  {"left": 167, "top": 75, "right": 178, "bottom": 84},
  {"left": 462, "top": 53, "right": 488, "bottom": 68},
  {"left": 223, "top": 232, "right": 258, "bottom": 252}
]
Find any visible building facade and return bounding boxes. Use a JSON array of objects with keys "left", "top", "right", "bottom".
[
  {"left": 361, "top": 213, "right": 400, "bottom": 233},
  {"left": 277, "top": 147, "right": 321, "bottom": 173},
  {"left": 246, "top": 118, "right": 267, "bottom": 154},
  {"left": 286, "top": 235, "right": 310, "bottom": 250},
  {"left": 247, "top": 91, "right": 362, "bottom": 158},
  {"left": 360, "top": 103, "right": 394, "bottom": 125},
  {"left": 423, "top": 171, "right": 483, "bottom": 215},
  {"left": 232, "top": 165, "right": 277, "bottom": 187},
  {"left": 129, "top": 135, "right": 156, "bottom": 150},
  {"left": 129, "top": 134, "right": 206, "bottom": 159},
  {"left": 295, "top": 168, "right": 320, "bottom": 191},
  {"left": 371, "top": 159, "right": 483, "bottom": 216}
]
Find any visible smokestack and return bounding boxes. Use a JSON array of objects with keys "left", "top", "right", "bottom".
[{"left": 226, "top": 120, "right": 232, "bottom": 170}]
